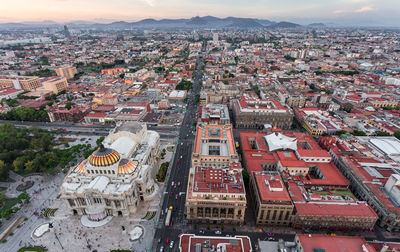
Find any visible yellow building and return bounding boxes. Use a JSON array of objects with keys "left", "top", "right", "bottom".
[
  {"left": 55, "top": 66, "right": 78, "bottom": 80},
  {"left": 0, "top": 76, "right": 41, "bottom": 91},
  {"left": 41, "top": 76, "right": 69, "bottom": 94}
]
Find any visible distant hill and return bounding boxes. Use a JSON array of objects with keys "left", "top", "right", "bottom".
[
  {"left": 0, "top": 16, "right": 302, "bottom": 30},
  {"left": 308, "top": 22, "right": 326, "bottom": 27},
  {"left": 269, "top": 21, "right": 302, "bottom": 29}
]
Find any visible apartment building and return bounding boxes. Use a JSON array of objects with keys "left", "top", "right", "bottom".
[
  {"left": 55, "top": 65, "right": 78, "bottom": 79},
  {"left": 41, "top": 76, "right": 69, "bottom": 94},
  {"left": 0, "top": 76, "right": 41, "bottom": 91}
]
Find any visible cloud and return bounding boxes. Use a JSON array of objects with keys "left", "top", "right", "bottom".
[
  {"left": 334, "top": 5, "right": 374, "bottom": 14},
  {"left": 354, "top": 6, "right": 374, "bottom": 13},
  {"left": 142, "top": 0, "right": 156, "bottom": 7}
]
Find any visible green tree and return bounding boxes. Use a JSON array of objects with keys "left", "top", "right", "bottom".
[
  {"left": 96, "top": 136, "right": 105, "bottom": 146},
  {"left": 242, "top": 169, "right": 249, "bottom": 186},
  {"left": 65, "top": 102, "right": 72, "bottom": 110},
  {"left": 13, "top": 157, "right": 25, "bottom": 172},
  {"left": 0, "top": 160, "right": 8, "bottom": 180},
  {"left": 24, "top": 161, "right": 35, "bottom": 171}
]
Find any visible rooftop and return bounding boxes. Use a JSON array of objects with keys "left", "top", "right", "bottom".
[
  {"left": 179, "top": 234, "right": 252, "bottom": 252},
  {"left": 253, "top": 172, "right": 292, "bottom": 203},
  {"left": 297, "top": 234, "right": 375, "bottom": 252}
]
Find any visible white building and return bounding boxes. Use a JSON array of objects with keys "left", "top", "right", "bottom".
[{"left": 60, "top": 122, "right": 160, "bottom": 220}]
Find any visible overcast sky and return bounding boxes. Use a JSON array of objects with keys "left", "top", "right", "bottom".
[{"left": 1, "top": 0, "right": 399, "bottom": 25}]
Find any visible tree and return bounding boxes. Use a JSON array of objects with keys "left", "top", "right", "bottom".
[
  {"left": 352, "top": 130, "right": 366, "bottom": 136},
  {"left": 376, "top": 131, "right": 391, "bottom": 136},
  {"left": 0, "top": 160, "right": 8, "bottom": 180},
  {"left": 13, "top": 157, "right": 25, "bottom": 172},
  {"left": 96, "top": 136, "right": 105, "bottom": 146},
  {"left": 65, "top": 102, "right": 72, "bottom": 110},
  {"left": 242, "top": 169, "right": 249, "bottom": 186},
  {"left": 24, "top": 161, "right": 35, "bottom": 171},
  {"left": 394, "top": 131, "right": 400, "bottom": 140}
]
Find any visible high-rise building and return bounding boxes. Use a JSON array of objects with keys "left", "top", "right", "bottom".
[
  {"left": 0, "top": 76, "right": 41, "bottom": 91},
  {"left": 213, "top": 33, "right": 219, "bottom": 42},
  {"left": 55, "top": 65, "right": 77, "bottom": 79},
  {"left": 63, "top": 25, "right": 71, "bottom": 38},
  {"left": 41, "top": 76, "right": 69, "bottom": 94}
]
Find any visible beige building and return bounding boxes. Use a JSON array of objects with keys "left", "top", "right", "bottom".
[
  {"left": 249, "top": 172, "right": 294, "bottom": 226},
  {"left": 41, "top": 76, "right": 69, "bottom": 94},
  {"left": 185, "top": 165, "right": 246, "bottom": 224},
  {"left": 0, "top": 76, "right": 41, "bottom": 91},
  {"left": 60, "top": 122, "right": 160, "bottom": 219},
  {"left": 56, "top": 66, "right": 78, "bottom": 80},
  {"left": 192, "top": 123, "right": 239, "bottom": 167}
]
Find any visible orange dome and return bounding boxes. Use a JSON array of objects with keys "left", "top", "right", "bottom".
[{"left": 89, "top": 145, "right": 120, "bottom": 167}]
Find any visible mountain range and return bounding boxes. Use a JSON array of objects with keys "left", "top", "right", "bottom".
[{"left": 0, "top": 16, "right": 308, "bottom": 30}]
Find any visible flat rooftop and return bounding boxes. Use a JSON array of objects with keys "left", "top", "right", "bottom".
[
  {"left": 297, "top": 234, "right": 375, "bottom": 252},
  {"left": 253, "top": 172, "right": 292, "bottom": 203},
  {"left": 179, "top": 234, "right": 252, "bottom": 252}
]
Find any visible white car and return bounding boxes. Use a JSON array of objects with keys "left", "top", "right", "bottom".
[
  {"left": 169, "top": 241, "right": 174, "bottom": 248},
  {"left": 215, "top": 231, "right": 222, "bottom": 235}
]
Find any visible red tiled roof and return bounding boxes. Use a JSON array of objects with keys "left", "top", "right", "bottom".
[{"left": 297, "top": 234, "right": 376, "bottom": 252}]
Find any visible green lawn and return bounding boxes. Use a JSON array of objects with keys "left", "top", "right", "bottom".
[
  {"left": 313, "top": 190, "right": 355, "bottom": 199},
  {"left": 18, "top": 246, "right": 46, "bottom": 252}
]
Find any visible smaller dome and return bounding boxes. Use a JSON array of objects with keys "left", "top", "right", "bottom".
[{"left": 89, "top": 144, "right": 120, "bottom": 167}]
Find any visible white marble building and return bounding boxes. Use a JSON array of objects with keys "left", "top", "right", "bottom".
[{"left": 60, "top": 122, "right": 160, "bottom": 220}]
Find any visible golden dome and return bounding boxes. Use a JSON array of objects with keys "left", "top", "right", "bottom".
[
  {"left": 118, "top": 159, "right": 138, "bottom": 174},
  {"left": 89, "top": 145, "right": 120, "bottom": 167},
  {"left": 75, "top": 160, "right": 87, "bottom": 173}
]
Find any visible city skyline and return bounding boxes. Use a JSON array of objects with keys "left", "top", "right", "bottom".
[{"left": 1, "top": 0, "right": 400, "bottom": 26}]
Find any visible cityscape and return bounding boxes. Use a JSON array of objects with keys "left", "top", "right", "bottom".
[{"left": 1, "top": 1, "right": 400, "bottom": 252}]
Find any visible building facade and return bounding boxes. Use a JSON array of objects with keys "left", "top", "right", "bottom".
[
  {"left": 55, "top": 66, "right": 78, "bottom": 80},
  {"left": 0, "top": 76, "right": 41, "bottom": 91},
  {"left": 41, "top": 76, "right": 69, "bottom": 94},
  {"left": 185, "top": 165, "right": 246, "bottom": 224},
  {"left": 192, "top": 123, "right": 239, "bottom": 167},
  {"left": 249, "top": 171, "right": 294, "bottom": 226},
  {"left": 232, "top": 97, "right": 293, "bottom": 129},
  {"left": 60, "top": 122, "right": 160, "bottom": 219}
]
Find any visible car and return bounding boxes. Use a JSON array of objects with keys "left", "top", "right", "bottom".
[
  {"left": 159, "top": 246, "right": 164, "bottom": 252},
  {"left": 267, "top": 232, "right": 274, "bottom": 236},
  {"left": 166, "top": 237, "right": 170, "bottom": 244},
  {"left": 171, "top": 181, "right": 174, "bottom": 186},
  {"left": 162, "top": 129, "right": 166, "bottom": 131},
  {"left": 158, "top": 238, "right": 161, "bottom": 243},
  {"left": 215, "top": 231, "right": 222, "bottom": 235},
  {"left": 169, "top": 241, "right": 174, "bottom": 248},
  {"left": 180, "top": 155, "right": 183, "bottom": 159},
  {"left": 199, "top": 230, "right": 204, "bottom": 234},
  {"left": 175, "top": 194, "right": 178, "bottom": 199},
  {"left": 174, "top": 184, "right": 177, "bottom": 188},
  {"left": 178, "top": 182, "right": 181, "bottom": 186}
]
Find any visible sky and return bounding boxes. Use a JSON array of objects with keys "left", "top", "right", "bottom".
[{"left": 0, "top": 0, "right": 399, "bottom": 26}]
